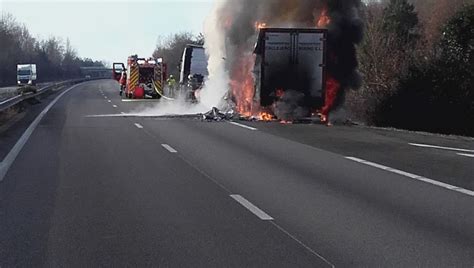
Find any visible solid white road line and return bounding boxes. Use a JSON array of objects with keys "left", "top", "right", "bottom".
[
  {"left": 230, "top": 194, "right": 274, "bottom": 220},
  {"left": 112, "top": 105, "right": 118, "bottom": 108},
  {"left": 0, "top": 83, "right": 82, "bottom": 181},
  {"left": 270, "top": 222, "right": 335, "bottom": 268},
  {"left": 457, "top": 153, "right": 474, "bottom": 158},
  {"left": 121, "top": 99, "right": 158, "bottom": 102},
  {"left": 409, "top": 143, "right": 474, "bottom": 153},
  {"left": 134, "top": 123, "right": 144, "bottom": 129},
  {"left": 229, "top": 121, "right": 257, "bottom": 131},
  {"left": 345, "top": 157, "right": 474, "bottom": 197},
  {"left": 161, "top": 144, "right": 178, "bottom": 153}
]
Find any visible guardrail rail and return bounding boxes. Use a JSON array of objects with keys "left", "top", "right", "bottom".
[{"left": 0, "top": 78, "right": 98, "bottom": 113}]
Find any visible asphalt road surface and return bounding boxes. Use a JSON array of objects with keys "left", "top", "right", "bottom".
[{"left": 1, "top": 80, "right": 473, "bottom": 267}]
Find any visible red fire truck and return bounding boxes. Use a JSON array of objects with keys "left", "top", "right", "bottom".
[{"left": 113, "top": 55, "right": 167, "bottom": 99}]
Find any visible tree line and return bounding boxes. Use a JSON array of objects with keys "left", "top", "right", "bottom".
[
  {"left": 348, "top": 0, "right": 474, "bottom": 136},
  {"left": 0, "top": 13, "right": 104, "bottom": 87}
]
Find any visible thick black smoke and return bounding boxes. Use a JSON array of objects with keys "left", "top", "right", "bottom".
[{"left": 208, "top": 0, "right": 364, "bottom": 117}]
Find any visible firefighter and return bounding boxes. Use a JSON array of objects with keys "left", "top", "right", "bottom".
[
  {"left": 167, "top": 75, "right": 176, "bottom": 97},
  {"left": 119, "top": 71, "right": 127, "bottom": 96}
]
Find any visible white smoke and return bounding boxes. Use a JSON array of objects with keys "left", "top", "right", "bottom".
[
  {"left": 199, "top": 1, "right": 230, "bottom": 110},
  {"left": 128, "top": 93, "right": 207, "bottom": 116}
]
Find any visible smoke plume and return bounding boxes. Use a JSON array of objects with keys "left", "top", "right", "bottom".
[{"left": 203, "top": 0, "right": 364, "bottom": 120}]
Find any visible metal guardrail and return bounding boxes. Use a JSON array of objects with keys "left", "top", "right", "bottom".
[{"left": 0, "top": 78, "right": 96, "bottom": 113}]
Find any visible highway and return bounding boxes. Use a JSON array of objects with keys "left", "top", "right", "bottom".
[{"left": 1, "top": 80, "right": 473, "bottom": 267}]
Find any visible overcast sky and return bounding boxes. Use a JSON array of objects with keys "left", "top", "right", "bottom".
[{"left": 1, "top": 0, "right": 215, "bottom": 65}]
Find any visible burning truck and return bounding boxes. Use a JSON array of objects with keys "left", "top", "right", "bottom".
[
  {"left": 253, "top": 28, "right": 328, "bottom": 121},
  {"left": 204, "top": 0, "right": 363, "bottom": 124}
]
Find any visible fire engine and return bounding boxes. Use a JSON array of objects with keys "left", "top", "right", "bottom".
[{"left": 112, "top": 55, "right": 167, "bottom": 99}]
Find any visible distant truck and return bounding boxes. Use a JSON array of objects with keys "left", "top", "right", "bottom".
[
  {"left": 17, "top": 64, "right": 38, "bottom": 94},
  {"left": 17, "top": 64, "right": 37, "bottom": 86},
  {"left": 179, "top": 44, "right": 208, "bottom": 85},
  {"left": 253, "top": 28, "right": 327, "bottom": 112}
]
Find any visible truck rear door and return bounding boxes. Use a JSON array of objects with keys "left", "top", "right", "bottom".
[
  {"left": 262, "top": 31, "right": 292, "bottom": 105},
  {"left": 295, "top": 32, "right": 325, "bottom": 98}
]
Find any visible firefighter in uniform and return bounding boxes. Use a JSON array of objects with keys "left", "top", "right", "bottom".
[
  {"left": 167, "top": 75, "right": 177, "bottom": 97},
  {"left": 119, "top": 71, "right": 127, "bottom": 96}
]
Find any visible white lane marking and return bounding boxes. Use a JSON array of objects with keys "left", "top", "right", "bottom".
[
  {"left": 230, "top": 195, "right": 274, "bottom": 220},
  {"left": 121, "top": 99, "right": 158, "bottom": 102},
  {"left": 345, "top": 157, "right": 474, "bottom": 197},
  {"left": 112, "top": 105, "right": 118, "bottom": 108},
  {"left": 409, "top": 143, "right": 474, "bottom": 153},
  {"left": 0, "top": 83, "right": 82, "bottom": 181},
  {"left": 107, "top": 100, "right": 111, "bottom": 103},
  {"left": 229, "top": 121, "right": 257, "bottom": 131},
  {"left": 134, "top": 123, "right": 144, "bottom": 129},
  {"left": 457, "top": 153, "right": 474, "bottom": 158},
  {"left": 161, "top": 144, "right": 178, "bottom": 153},
  {"left": 104, "top": 96, "right": 108, "bottom": 99}
]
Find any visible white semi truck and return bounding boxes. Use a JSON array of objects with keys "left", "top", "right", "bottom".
[{"left": 17, "top": 64, "right": 37, "bottom": 87}]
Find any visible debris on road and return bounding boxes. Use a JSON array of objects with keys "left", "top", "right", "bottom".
[{"left": 201, "top": 107, "right": 233, "bottom": 121}]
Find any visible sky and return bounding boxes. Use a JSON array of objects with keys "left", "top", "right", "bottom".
[{"left": 0, "top": 0, "right": 215, "bottom": 65}]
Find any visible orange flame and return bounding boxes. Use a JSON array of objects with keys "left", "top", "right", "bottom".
[
  {"left": 230, "top": 53, "right": 256, "bottom": 117},
  {"left": 255, "top": 21, "right": 267, "bottom": 30},
  {"left": 320, "top": 75, "right": 340, "bottom": 124},
  {"left": 258, "top": 112, "right": 274, "bottom": 121},
  {"left": 317, "top": 8, "right": 331, "bottom": 28}
]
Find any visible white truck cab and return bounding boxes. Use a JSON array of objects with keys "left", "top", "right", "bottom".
[{"left": 17, "top": 64, "right": 37, "bottom": 86}]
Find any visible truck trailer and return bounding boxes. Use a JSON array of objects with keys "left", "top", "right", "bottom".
[{"left": 253, "top": 28, "right": 327, "bottom": 115}]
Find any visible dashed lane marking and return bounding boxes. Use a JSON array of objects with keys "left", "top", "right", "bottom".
[
  {"left": 230, "top": 194, "right": 273, "bottom": 220},
  {"left": 229, "top": 121, "right": 257, "bottom": 131},
  {"left": 161, "top": 144, "right": 178, "bottom": 153},
  {"left": 134, "top": 123, "right": 144, "bottom": 129}
]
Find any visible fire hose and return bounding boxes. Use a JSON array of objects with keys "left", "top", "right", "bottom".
[{"left": 153, "top": 81, "right": 175, "bottom": 101}]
